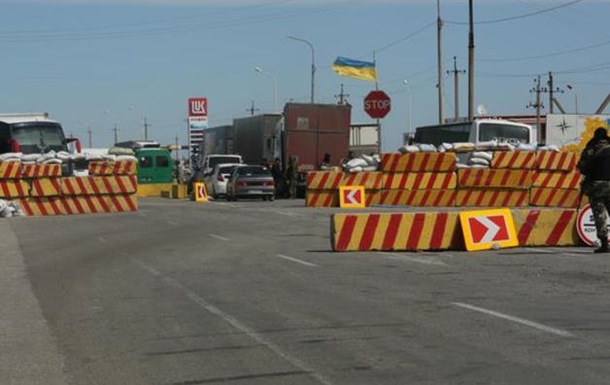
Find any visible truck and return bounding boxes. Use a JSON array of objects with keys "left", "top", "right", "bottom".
[
  {"left": 232, "top": 113, "right": 282, "bottom": 164},
  {"left": 114, "top": 140, "right": 174, "bottom": 184},
  {"left": 544, "top": 113, "right": 610, "bottom": 152},
  {"left": 272, "top": 102, "right": 351, "bottom": 173},
  {"left": 196, "top": 125, "right": 233, "bottom": 165},
  {"left": 0, "top": 112, "right": 81, "bottom": 175}
]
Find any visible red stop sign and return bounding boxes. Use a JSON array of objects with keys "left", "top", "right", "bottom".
[{"left": 364, "top": 90, "right": 391, "bottom": 119}]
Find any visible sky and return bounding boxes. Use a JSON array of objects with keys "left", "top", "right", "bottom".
[{"left": 1, "top": 0, "right": 609, "bottom": 152}]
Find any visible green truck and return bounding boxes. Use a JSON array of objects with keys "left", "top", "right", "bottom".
[{"left": 114, "top": 140, "right": 174, "bottom": 184}]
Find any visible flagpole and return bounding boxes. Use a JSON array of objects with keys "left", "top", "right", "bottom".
[{"left": 374, "top": 51, "right": 381, "bottom": 154}]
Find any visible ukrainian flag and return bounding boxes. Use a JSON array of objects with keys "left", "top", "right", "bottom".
[{"left": 332, "top": 57, "right": 377, "bottom": 82}]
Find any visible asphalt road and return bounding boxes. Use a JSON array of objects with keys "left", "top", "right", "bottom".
[{"left": 3, "top": 198, "right": 610, "bottom": 385}]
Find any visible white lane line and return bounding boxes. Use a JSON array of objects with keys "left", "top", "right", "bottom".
[
  {"left": 98, "top": 236, "right": 107, "bottom": 243},
  {"left": 452, "top": 302, "right": 574, "bottom": 338},
  {"left": 276, "top": 254, "right": 318, "bottom": 267},
  {"left": 379, "top": 252, "right": 448, "bottom": 266},
  {"left": 208, "top": 234, "right": 230, "bottom": 241},
  {"left": 526, "top": 248, "right": 556, "bottom": 254},
  {"left": 133, "top": 259, "right": 333, "bottom": 385},
  {"left": 166, "top": 221, "right": 179, "bottom": 226}
]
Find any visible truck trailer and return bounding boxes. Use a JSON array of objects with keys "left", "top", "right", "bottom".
[{"left": 273, "top": 102, "right": 351, "bottom": 172}]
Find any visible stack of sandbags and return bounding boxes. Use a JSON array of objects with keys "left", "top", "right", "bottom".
[{"left": 342, "top": 154, "right": 380, "bottom": 173}]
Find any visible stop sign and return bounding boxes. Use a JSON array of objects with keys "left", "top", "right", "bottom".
[{"left": 364, "top": 90, "right": 391, "bottom": 119}]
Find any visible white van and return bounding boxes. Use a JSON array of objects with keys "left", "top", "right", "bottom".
[{"left": 200, "top": 154, "right": 243, "bottom": 175}]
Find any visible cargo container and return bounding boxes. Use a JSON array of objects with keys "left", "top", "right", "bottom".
[
  {"left": 274, "top": 103, "right": 351, "bottom": 197},
  {"left": 232, "top": 114, "right": 282, "bottom": 165},
  {"left": 196, "top": 125, "right": 233, "bottom": 165},
  {"left": 275, "top": 102, "right": 351, "bottom": 171}
]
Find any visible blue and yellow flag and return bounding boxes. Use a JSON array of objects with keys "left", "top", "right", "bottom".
[{"left": 332, "top": 57, "right": 377, "bottom": 82}]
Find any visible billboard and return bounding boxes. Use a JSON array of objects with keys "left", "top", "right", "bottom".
[{"left": 188, "top": 97, "right": 209, "bottom": 158}]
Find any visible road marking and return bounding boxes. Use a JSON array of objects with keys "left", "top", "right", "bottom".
[
  {"left": 98, "top": 237, "right": 107, "bottom": 243},
  {"left": 379, "top": 252, "right": 448, "bottom": 266},
  {"left": 526, "top": 248, "right": 556, "bottom": 254},
  {"left": 452, "top": 302, "right": 574, "bottom": 338},
  {"left": 276, "top": 254, "right": 317, "bottom": 267},
  {"left": 133, "top": 259, "right": 333, "bottom": 385},
  {"left": 209, "top": 234, "right": 230, "bottom": 241},
  {"left": 166, "top": 221, "right": 179, "bottom": 226}
]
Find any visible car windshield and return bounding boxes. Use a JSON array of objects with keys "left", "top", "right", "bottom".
[
  {"left": 236, "top": 166, "right": 271, "bottom": 176},
  {"left": 219, "top": 165, "right": 237, "bottom": 174},
  {"left": 11, "top": 122, "right": 67, "bottom": 154},
  {"left": 209, "top": 156, "right": 241, "bottom": 168}
]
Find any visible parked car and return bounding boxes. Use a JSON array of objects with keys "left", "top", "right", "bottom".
[
  {"left": 226, "top": 165, "right": 275, "bottom": 201},
  {"left": 204, "top": 163, "right": 241, "bottom": 199}
]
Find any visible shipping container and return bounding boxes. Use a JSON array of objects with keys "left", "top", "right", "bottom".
[
  {"left": 232, "top": 114, "right": 282, "bottom": 165},
  {"left": 279, "top": 102, "right": 351, "bottom": 171},
  {"left": 196, "top": 125, "right": 233, "bottom": 166}
]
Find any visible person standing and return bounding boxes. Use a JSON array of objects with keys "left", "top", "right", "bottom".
[
  {"left": 578, "top": 127, "right": 610, "bottom": 253},
  {"left": 286, "top": 156, "right": 298, "bottom": 199}
]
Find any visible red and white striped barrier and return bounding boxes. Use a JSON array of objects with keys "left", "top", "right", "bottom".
[
  {"left": 379, "top": 189, "right": 456, "bottom": 207},
  {"left": 381, "top": 152, "right": 456, "bottom": 173},
  {"left": 536, "top": 151, "right": 577, "bottom": 171},
  {"left": 21, "top": 163, "right": 62, "bottom": 178},
  {"left": 62, "top": 175, "right": 137, "bottom": 196},
  {"left": 457, "top": 169, "right": 533, "bottom": 189},
  {"left": 383, "top": 172, "right": 457, "bottom": 190},
  {"left": 491, "top": 151, "right": 536, "bottom": 169},
  {"left": 0, "top": 161, "right": 22, "bottom": 179},
  {"left": 456, "top": 189, "right": 530, "bottom": 207},
  {"left": 88, "top": 160, "right": 137, "bottom": 176}
]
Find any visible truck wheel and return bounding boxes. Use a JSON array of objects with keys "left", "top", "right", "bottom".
[{"left": 269, "top": 195, "right": 275, "bottom": 202}]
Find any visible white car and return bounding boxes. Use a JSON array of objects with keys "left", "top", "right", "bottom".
[{"left": 204, "top": 163, "right": 241, "bottom": 199}]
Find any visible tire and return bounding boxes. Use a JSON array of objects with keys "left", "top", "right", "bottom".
[{"left": 269, "top": 195, "right": 275, "bottom": 201}]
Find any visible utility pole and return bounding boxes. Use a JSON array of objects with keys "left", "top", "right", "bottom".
[
  {"left": 112, "top": 123, "right": 119, "bottom": 145},
  {"left": 143, "top": 116, "right": 151, "bottom": 141},
  {"left": 447, "top": 56, "right": 466, "bottom": 121},
  {"left": 335, "top": 84, "right": 350, "bottom": 105},
  {"left": 246, "top": 100, "right": 260, "bottom": 116},
  {"left": 527, "top": 75, "right": 545, "bottom": 143},
  {"left": 174, "top": 134, "right": 179, "bottom": 162},
  {"left": 87, "top": 126, "right": 92, "bottom": 148},
  {"left": 547, "top": 72, "right": 563, "bottom": 114},
  {"left": 437, "top": 0, "right": 444, "bottom": 124},
  {"left": 467, "top": 0, "right": 475, "bottom": 122}
]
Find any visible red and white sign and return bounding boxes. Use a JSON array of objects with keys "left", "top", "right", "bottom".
[
  {"left": 576, "top": 204, "right": 610, "bottom": 246},
  {"left": 194, "top": 182, "right": 208, "bottom": 203},
  {"left": 459, "top": 209, "right": 518, "bottom": 251},
  {"left": 339, "top": 186, "right": 366, "bottom": 208},
  {"left": 468, "top": 215, "right": 509, "bottom": 243},
  {"left": 188, "top": 97, "right": 208, "bottom": 117},
  {"left": 364, "top": 90, "right": 391, "bottom": 119}
]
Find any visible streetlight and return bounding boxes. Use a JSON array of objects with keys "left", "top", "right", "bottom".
[
  {"left": 255, "top": 66, "right": 278, "bottom": 112},
  {"left": 404, "top": 80, "right": 412, "bottom": 141},
  {"left": 567, "top": 84, "right": 578, "bottom": 114},
  {"left": 287, "top": 35, "right": 315, "bottom": 104}
]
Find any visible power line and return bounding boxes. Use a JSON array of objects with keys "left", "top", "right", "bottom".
[
  {"left": 0, "top": 2, "right": 354, "bottom": 43},
  {"left": 476, "top": 40, "right": 610, "bottom": 63},
  {"left": 444, "top": 0, "right": 583, "bottom": 25}
]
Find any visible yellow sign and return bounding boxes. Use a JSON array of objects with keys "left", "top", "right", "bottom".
[
  {"left": 194, "top": 182, "right": 208, "bottom": 203},
  {"left": 459, "top": 208, "right": 518, "bottom": 251},
  {"left": 339, "top": 185, "right": 366, "bottom": 208}
]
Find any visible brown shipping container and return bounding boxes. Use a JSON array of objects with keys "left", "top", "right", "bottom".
[{"left": 282, "top": 103, "right": 351, "bottom": 170}]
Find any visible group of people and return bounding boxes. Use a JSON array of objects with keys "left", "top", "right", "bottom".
[{"left": 267, "top": 156, "right": 298, "bottom": 199}]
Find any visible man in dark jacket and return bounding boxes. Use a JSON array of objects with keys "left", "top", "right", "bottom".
[{"left": 578, "top": 127, "right": 610, "bottom": 253}]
